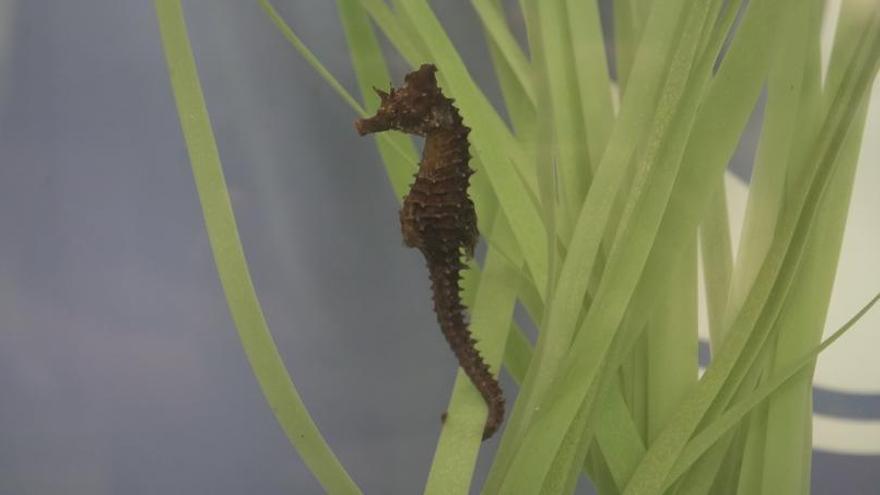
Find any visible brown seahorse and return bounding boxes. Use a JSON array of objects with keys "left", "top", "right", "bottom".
[{"left": 355, "top": 64, "right": 504, "bottom": 440}]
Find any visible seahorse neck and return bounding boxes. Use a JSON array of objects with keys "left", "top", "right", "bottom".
[{"left": 421, "top": 126, "right": 471, "bottom": 176}]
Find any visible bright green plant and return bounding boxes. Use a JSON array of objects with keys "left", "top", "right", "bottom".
[{"left": 156, "top": 0, "right": 880, "bottom": 493}]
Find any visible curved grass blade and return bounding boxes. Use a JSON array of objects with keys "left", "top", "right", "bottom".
[
  {"left": 481, "top": 0, "right": 536, "bottom": 139},
  {"left": 623, "top": 12, "right": 880, "bottom": 493},
  {"left": 494, "top": 1, "right": 720, "bottom": 491},
  {"left": 754, "top": 119, "right": 864, "bottom": 493},
  {"left": 497, "top": 307, "right": 647, "bottom": 495},
  {"left": 485, "top": 2, "right": 695, "bottom": 484},
  {"left": 729, "top": 4, "right": 836, "bottom": 492},
  {"left": 530, "top": 0, "right": 789, "bottom": 488},
  {"left": 725, "top": 1, "right": 812, "bottom": 343},
  {"left": 424, "top": 240, "right": 521, "bottom": 495},
  {"left": 258, "top": 0, "right": 362, "bottom": 117},
  {"left": 757, "top": 96, "right": 870, "bottom": 495},
  {"left": 536, "top": 0, "right": 594, "bottom": 232},
  {"left": 472, "top": 0, "right": 536, "bottom": 105},
  {"left": 155, "top": 2, "right": 361, "bottom": 492},
  {"left": 358, "top": 0, "right": 428, "bottom": 65},
  {"left": 646, "top": 241, "right": 699, "bottom": 444},
  {"left": 699, "top": 176, "right": 733, "bottom": 349},
  {"left": 665, "top": 292, "right": 880, "bottom": 490},
  {"left": 565, "top": 0, "right": 615, "bottom": 165},
  {"left": 594, "top": 382, "right": 649, "bottom": 489},
  {"left": 719, "top": 6, "right": 819, "bottom": 489},
  {"left": 500, "top": 0, "right": 804, "bottom": 489},
  {"left": 613, "top": 0, "right": 652, "bottom": 93}
]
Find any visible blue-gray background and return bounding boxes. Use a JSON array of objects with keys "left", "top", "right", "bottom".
[{"left": 0, "top": 1, "right": 875, "bottom": 493}]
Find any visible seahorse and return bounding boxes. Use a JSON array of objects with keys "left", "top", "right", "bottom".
[{"left": 355, "top": 64, "right": 504, "bottom": 440}]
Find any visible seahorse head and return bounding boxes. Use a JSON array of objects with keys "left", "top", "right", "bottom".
[{"left": 355, "top": 64, "right": 457, "bottom": 137}]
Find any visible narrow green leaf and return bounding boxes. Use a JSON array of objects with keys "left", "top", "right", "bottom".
[
  {"left": 733, "top": 364, "right": 773, "bottom": 494},
  {"left": 595, "top": 383, "right": 648, "bottom": 489},
  {"left": 581, "top": 442, "right": 621, "bottom": 495},
  {"left": 526, "top": 0, "right": 559, "bottom": 295},
  {"left": 705, "top": 8, "right": 880, "bottom": 427},
  {"left": 725, "top": 2, "right": 812, "bottom": 343},
  {"left": 358, "top": 0, "right": 428, "bottom": 64},
  {"left": 536, "top": 0, "right": 594, "bottom": 232},
  {"left": 481, "top": 0, "right": 536, "bottom": 139},
  {"left": 720, "top": 5, "right": 821, "bottom": 488},
  {"left": 675, "top": 432, "right": 741, "bottom": 495},
  {"left": 258, "top": 0, "right": 363, "bottom": 117},
  {"left": 613, "top": 0, "right": 651, "bottom": 94},
  {"left": 700, "top": 176, "right": 733, "bottom": 349},
  {"left": 424, "top": 241, "right": 521, "bottom": 495},
  {"left": 758, "top": 85, "right": 870, "bottom": 495},
  {"left": 493, "top": 300, "right": 646, "bottom": 495},
  {"left": 503, "top": 323, "right": 532, "bottom": 384},
  {"left": 823, "top": 0, "right": 876, "bottom": 109},
  {"left": 732, "top": 3, "right": 827, "bottom": 492},
  {"left": 486, "top": 51, "right": 535, "bottom": 143},
  {"left": 480, "top": 108, "right": 562, "bottom": 495},
  {"left": 513, "top": 0, "right": 783, "bottom": 485},
  {"left": 565, "top": 0, "right": 615, "bottom": 165},
  {"left": 665, "top": 291, "right": 880, "bottom": 489},
  {"left": 486, "top": 4, "right": 694, "bottom": 484},
  {"left": 388, "top": 0, "right": 435, "bottom": 58},
  {"left": 559, "top": 1, "right": 799, "bottom": 490},
  {"left": 646, "top": 240, "right": 698, "bottom": 444},
  {"left": 471, "top": 0, "right": 536, "bottom": 104},
  {"left": 623, "top": 12, "right": 879, "bottom": 493},
  {"left": 497, "top": 1, "right": 721, "bottom": 490},
  {"left": 155, "top": 2, "right": 360, "bottom": 493}
]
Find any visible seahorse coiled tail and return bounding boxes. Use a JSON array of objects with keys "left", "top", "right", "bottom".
[{"left": 355, "top": 64, "right": 504, "bottom": 440}]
